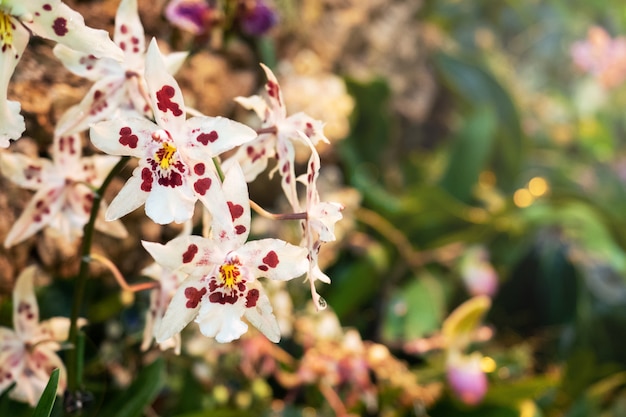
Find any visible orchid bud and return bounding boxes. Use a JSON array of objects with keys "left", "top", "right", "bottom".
[
  {"left": 446, "top": 351, "right": 488, "bottom": 406},
  {"left": 460, "top": 246, "right": 498, "bottom": 297},
  {"left": 239, "top": 0, "right": 278, "bottom": 36}
]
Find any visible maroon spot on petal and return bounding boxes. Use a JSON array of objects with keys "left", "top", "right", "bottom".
[
  {"left": 120, "top": 24, "right": 128, "bottom": 34},
  {"left": 131, "top": 36, "right": 139, "bottom": 44},
  {"left": 119, "top": 127, "right": 138, "bottom": 148},
  {"left": 182, "top": 244, "right": 198, "bottom": 263},
  {"left": 184, "top": 286, "right": 206, "bottom": 308},
  {"left": 156, "top": 85, "right": 183, "bottom": 116},
  {"left": 267, "top": 80, "right": 280, "bottom": 104},
  {"left": 119, "top": 41, "right": 126, "bottom": 51},
  {"left": 52, "top": 17, "right": 68, "bottom": 36},
  {"left": 140, "top": 167, "right": 153, "bottom": 192},
  {"left": 42, "top": 4, "right": 52, "bottom": 11},
  {"left": 194, "top": 163, "right": 205, "bottom": 175},
  {"left": 193, "top": 178, "right": 212, "bottom": 195},
  {"left": 209, "top": 292, "right": 238, "bottom": 305},
  {"left": 235, "top": 225, "right": 247, "bottom": 235},
  {"left": 262, "top": 251, "right": 279, "bottom": 268},
  {"left": 258, "top": 265, "right": 268, "bottom": 272},
  {"left": 281, "top": 162, "right": 289, "bottom": 173},
  {"left": 196, "top": 130, "right": 218, "bottom": 145},
  {"left": 228, "top": 202, "right": 244, "bottom": 220},
  {"left": 246, "top": 289, "right": 260, "bottom": 308}
]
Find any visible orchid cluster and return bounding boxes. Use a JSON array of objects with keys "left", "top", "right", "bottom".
[{"left": 0, "top": 0, "right": 343, "bottom": 407}]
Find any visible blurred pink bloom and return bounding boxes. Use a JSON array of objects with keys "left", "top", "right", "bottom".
[
  {"left": 164, "top": 0, "right": 214, "bottom": 35},
  {"left": 571, "top": 26, "right": 626, "bottom": 88},
  {"left": 0, "top": 135, "right": 127, "bottom": 247},
  {"left": 446, "top": 351, "right": 488, "bottom": 406},
  {"left": 0, "top": 267, "right": 76, "bottom": 405},
  {"left": 460, "top": 246, "right": 498, "bottom": 297}
]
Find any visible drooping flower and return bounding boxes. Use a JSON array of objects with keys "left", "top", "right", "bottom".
[
  {"left": 446, "top": 351, "right": 488, "bottom": 406},
  {"left": 0, "top": 266, "right": 77, "bottom": 405},
  {"left": 90, "top": 38, "right": 256, "bottom": 225},
  {"left": 228, "top": 63, "right": 328, "bottom": 210},
  {"left": 53, "top": 0, "right": 188, "bottom": 136},
  {"left": 0, "top": 0, "right": 123, "bottom": 147},
  {"left": 297, "top": 143, "right": 343, "bottom": 309},
  {"left": 164, "top": 0, "right": 215, "bottom": 36},
  {"left": 1, "top": 135, "right": 127, "bottom": 248},
  {"left": 142, "top": 163, "right": 309, "bottom": 343}
]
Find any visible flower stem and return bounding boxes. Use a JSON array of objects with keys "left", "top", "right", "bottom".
[{"left": 66, "top": 156, "right": 130, "bottom": 395}]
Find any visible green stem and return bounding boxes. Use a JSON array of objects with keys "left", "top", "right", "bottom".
[{"left": 67, "top": 156, "right": 130, "bottom": 394}]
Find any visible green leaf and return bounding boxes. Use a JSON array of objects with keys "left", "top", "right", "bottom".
[
  {"left": 434, "top": 52, "right": 524, "bottom": 190},
  {"left": 32, "top": 368, "right": 59, "bottom": 417},
  {"left": 383, "top": 272, "right": 447, "bottom": 341},
  {"left": 99, "top": 358, "right": 165, "bottom": 417},
  {"left": 439, "top": 106, "right": 497, "bottom": 202}
]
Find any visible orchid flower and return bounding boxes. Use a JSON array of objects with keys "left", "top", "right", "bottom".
[
  {"left": 164, "top": 0, "right": 214, "bottom": 36},
  {"left": 90, "top": 38, "right": 256, "bottom": 225},
  {"left": 0, "top": 0, "right": 123, "bottom": 147},
  {"left": 297, "top": 143, "right": 343, "bottom": 309},
  {"left": 229, "top": 63, "right": 328, "bottom": 210},
  {"left": 142, "top": 163, "right": 309, "bottom": 343},
  {"left": 140, "top": 262, "right": 186, "bottom": 355},
  {"left": 53, "top": 0, "right": 188, "bottom": 136},
  {"left": 0, "top": 266, "right": 76, "bottom": 405},
  {"left": 1, "top": 135, "right": 127, "bottom": 248}
]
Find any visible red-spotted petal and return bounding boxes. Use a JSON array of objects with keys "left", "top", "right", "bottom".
[
  {"left": 155, "top": 274, "right": 206, "bottom": 343},
  {"left": 239, "top": 239, "right": 309, "bottom": 281},
  {"left": 242, "top": 281, "right": 280, "bottom": 342},
  {"left": 12, "top": 266, "right": 40, "bottom": 339},
  {"left": 21, "top": 1, "right": 123, "bottom": 61}
]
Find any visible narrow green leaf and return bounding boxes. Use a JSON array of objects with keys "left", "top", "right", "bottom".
[
  {"left": 440, "top": 106, "right": 497, "bottom": 202},
  {"left": 32, "top": 368, "right": 59, "bottom": 417}
]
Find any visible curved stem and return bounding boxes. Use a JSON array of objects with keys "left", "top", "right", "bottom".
[
  {"left": 249, "top": 199, "right": 307, "bottom": 220},
  {"left": 67, "top": 156, "right": 130, "bottom": 394}
]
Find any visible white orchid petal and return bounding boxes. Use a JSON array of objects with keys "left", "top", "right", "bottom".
[
  {"left": 0, "top": 20, "right": 29, "bottom": 147},
  {"left": 234, "top": 95, "right": 269, "bottom": 121},
  {"left": 4, "top": 187, "right": 65, "bottom": 248},
  {"left": 144, "top": 181, "right": 196, "bottom": 224},
  {"left": 21, "top": 1, "right": 123, "bottom": 61},
  {"left": 90, "top": 117, "right": 157, "bottom": 158},
  {"left": 55, "top": 77, "right": 127, "bottom": 136},
  {"left": 184, "top": 116, "right": 257, "bottom": 157},
  {"left": 243, "top": 281, "right": 280, "bottom": 342},
  {"left": 0, "top": 152, "right": 52, "bottom": 190},
  {"left": 114, "top": 0, "right": 145, "bottom": 65},
  {"left": 239, "top": 239, "right": 309, "bottom": 282},
  {"left": 12, "top": 266, "right": 40, "bottom": 339},
  {"left": 155, "top": 274, "right": 205, "bottom": 343},
  {"left": 142, "top": 236, "right": 223, "bottom": 275},
  {"left": 145, "top": 38, "right": 186, "bottom": 133},
  {"left": 105, "top": 167, "right": 149, "bottom": 221},
  {"left": 52, "top": 44, "right": 111, "bottom": 81},
  {"left": 163, "top": 51, "right": 188, "bottom": 75}
]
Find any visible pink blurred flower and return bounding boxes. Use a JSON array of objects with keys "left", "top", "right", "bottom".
[
  {"left": 164, "top": 0, "right": 214, "bottom": 35},
  {"left": 571, "top": 26, "right": 626, "bottom": 88},
  {"left": 460, "top": 246, "right": 498, "bottom": 297},
  {"left": 446, "top": 351, "right": 488, "bottom": 406}
]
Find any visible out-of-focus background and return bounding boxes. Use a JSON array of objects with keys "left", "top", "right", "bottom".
[{"left": 4, "top": 0, "right": 626, "bottom": 416}]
